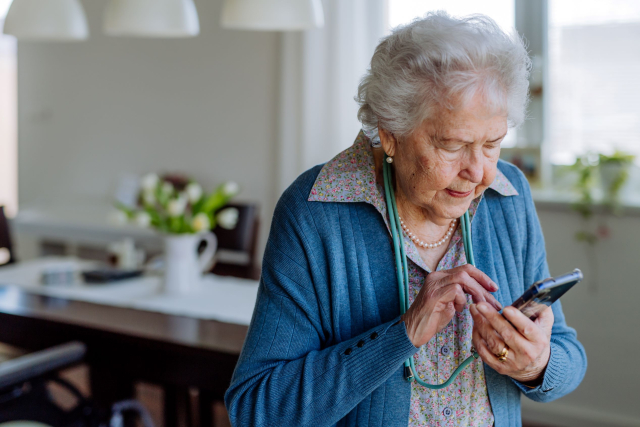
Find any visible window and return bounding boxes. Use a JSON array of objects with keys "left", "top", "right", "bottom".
[
  {"left": 386, "top": 0, "right": 518, "bottom": 147},
  {"left": 547, "top": 0, "right": 640, "bottom": 166},
  {"left": 0, "top": 0, "right": 16, "bottom": 217}
]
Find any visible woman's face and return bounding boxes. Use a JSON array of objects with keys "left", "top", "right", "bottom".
[{"left": 380, "top": 94, "right": 508, "bottom": 225}]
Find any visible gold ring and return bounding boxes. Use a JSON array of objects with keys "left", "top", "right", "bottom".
[{"left": 496, "top": 347, "right": 509, "bottom": 362}]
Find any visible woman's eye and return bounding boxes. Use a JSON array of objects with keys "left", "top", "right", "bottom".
[{"left": 446, "top": 145, "right": 464, "bottom": 153}]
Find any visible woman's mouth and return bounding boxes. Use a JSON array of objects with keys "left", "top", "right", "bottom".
[{"left": 445, "top": 188, "right": 473, "bottom": 198}]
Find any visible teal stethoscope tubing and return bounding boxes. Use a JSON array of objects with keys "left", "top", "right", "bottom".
[{"left": 383, "top": 155, "right": 479, "bottom": 389}]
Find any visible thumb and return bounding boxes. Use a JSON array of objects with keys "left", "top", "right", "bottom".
[{"left": 535, "top": 306, "right": 555, "bottom": 336}]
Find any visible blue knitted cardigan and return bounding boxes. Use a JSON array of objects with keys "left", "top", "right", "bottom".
[{"left": 225, "top": 160, "right": 587, "bottom": 427}]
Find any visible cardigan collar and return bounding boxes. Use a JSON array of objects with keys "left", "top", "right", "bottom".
[
  {"left": 308, "top": 130, "right": 519, "bottom": 205},
  {"left": 308, "top": 131, "right": 519, "bottom": 272}
]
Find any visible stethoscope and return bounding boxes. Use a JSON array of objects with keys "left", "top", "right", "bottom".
[{"left": 383, "top": 154, "right": 480, "bottom": 389}]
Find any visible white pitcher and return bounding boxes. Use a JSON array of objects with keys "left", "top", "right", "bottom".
[{"left": 163, "top": 232, "right": 217, "bottom": 294}]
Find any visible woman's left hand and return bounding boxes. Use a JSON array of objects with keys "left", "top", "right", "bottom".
[{"left": 470, "top": 302, "right": 553, "bottom": 384}]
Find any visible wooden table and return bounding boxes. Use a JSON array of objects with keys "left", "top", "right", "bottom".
[{"left": 0, "top": 285, "right": 248, "bottom": 426}]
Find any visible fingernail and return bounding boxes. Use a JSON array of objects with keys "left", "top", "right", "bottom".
[
  {"left": 477, "top": 303, "right": 489, "bottom": 313},
  {"left": 495, "top": 301, "right": 503, "bottom": 310},
  {"left": 493, "top": 282, "right": 499, "bottom": 290},
  {"left": 469, "top": 304, "right": 477, "bottom": 314}
]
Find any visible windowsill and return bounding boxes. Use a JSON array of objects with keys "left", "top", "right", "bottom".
[{"left": 531, "top": 188, "right": 640, "bottom": 217}]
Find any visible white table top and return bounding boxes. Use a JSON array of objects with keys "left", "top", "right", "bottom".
[{"left": 0, "top": 257, "right": 259, "bottom": 325}]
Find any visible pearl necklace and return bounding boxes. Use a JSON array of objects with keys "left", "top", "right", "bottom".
[{"left": 398, "top": 216, "right": 457, "bottom": 249}]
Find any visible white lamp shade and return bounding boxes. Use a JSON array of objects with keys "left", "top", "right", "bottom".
[
  {"left": 3, "top": 0, "right": 89, "bottom": 41},
  {"left": 104, "top": 0, "right": 200, "bottom": 37},
  {"left": 221, "top": 0, "right": 324, "bottom": 31}
]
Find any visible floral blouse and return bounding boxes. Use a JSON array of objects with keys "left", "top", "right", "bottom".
[{"left": 308, "top": 131, "right": 519, "bottom": 427}]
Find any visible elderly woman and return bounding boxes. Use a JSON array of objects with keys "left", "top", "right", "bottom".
[{"left": 225, "top": 12, "right": 586, "bottom": 427}]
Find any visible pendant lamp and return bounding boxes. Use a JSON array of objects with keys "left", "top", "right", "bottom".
[
  {"left": 2, "top": 0, "right": 89, "bottom": 41},
  {"left": 104, "top": 0, "right": 200, "bottom": 37},
  {"left": 221, "top": 0, "right": 324, "bottom": 31}
]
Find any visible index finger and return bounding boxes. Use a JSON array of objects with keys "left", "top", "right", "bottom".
[
  {"left": 452, "top": 264, "right": 499, "bottom": 292},
  {"left": 442, "top": 272, "right": 502, "bottom": 310}
]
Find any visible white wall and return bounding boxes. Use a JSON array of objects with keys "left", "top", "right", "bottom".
[
  {"left": 523, "top": 207, "right": 640, "bottom": 427},
  {"left": 17, "top": 0, "right": 280, "bottom": 252}
]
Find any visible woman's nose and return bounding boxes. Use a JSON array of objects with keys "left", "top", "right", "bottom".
[{"left": 461, "top": 150, "right": 484, "bottom": 183}]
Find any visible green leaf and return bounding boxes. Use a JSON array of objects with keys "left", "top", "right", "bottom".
[
  {"left": 575, "top": 231, "right": 597, "bottom": 245},
  {"left": 114, "top": 202, "right": 134, "bottom": 219},
  {"left": 201, "top": 185, "right": 233, "bottom": 215},
  {"left": 191, "top": 197, "right": 206, "bottom": 215},
  {"left": 144, "top": 207, "right": 162, "bottom": 228},
  {"left": 600, "top": 150, "right": 635, "bottom": 165}
]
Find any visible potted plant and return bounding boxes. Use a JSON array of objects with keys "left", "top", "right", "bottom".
[
  {"left": 567, "top": 151, "right": 635, "bottom": 291},
  {"left": 115, "top": 174, "right": 240, "bottom": 294},
  {"left": 599, "top": 151, "right": 635, "bottom": 212},
  {"left": 569, "top": 151, "right": 635, "bottom": 240}
]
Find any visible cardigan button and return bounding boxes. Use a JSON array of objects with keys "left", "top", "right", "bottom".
[
  {"left": 344, "top": 348, "right": 352, "bottom": 355},
  {"left": 370, "top": 332, "right": 379, "bottom": 340},
  {"left": 441, "top": 346, "right": 450, "bottom": 356},
  {"left": 443, "top": 407, "right": 453, "bottom": 417},
  {"left": 357, "top": 340, "right": 365, "bottom": 348}
]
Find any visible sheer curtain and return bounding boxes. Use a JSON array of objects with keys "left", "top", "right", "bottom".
[{"left": 277, "top": 0, "right": 386, "bottom": 194}]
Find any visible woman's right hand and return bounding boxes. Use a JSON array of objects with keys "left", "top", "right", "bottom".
[{"left": 401, "top": 264, "right": 502, "bottom": 347}]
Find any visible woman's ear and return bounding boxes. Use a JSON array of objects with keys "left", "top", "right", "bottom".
[{"left": 378, "top": 128, "right": 398, "bottom": 157}]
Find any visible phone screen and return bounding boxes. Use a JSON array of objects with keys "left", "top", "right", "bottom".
[{"left": 510, "top": 269, "right": 583, "bottom": 321}]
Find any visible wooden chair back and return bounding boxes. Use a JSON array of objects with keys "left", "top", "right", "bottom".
[{"left": 211, "top": 203, "right": 260, "bottom": 280}]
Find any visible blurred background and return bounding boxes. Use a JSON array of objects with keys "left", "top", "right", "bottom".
[{"left": 0, "top": 0, "right": 638, "bottom": 426}]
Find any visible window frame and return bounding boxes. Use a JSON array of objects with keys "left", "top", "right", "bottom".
[{"left": 514, "top": 0, "right": 550, "bottom": 186}]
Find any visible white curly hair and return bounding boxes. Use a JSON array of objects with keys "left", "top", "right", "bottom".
[{"left": 356, "top": 11, "right": 531, "bottom": 138}]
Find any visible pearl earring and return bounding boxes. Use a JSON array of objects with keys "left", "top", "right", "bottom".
[{"left": 386, "top": 156, "right": 393, "bottom": 164}]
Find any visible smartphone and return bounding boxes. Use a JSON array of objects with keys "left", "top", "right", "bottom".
[{"left": 510, "top": 269, "right": 583, "bottom": 321}]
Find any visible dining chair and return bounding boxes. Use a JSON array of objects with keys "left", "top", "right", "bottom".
[
  {"left": 210, "top": 203, "right": 260, "bottom": 280},
  {"left": 0, "top": 206, "right": 16, "bottom": 267},
  {"left": 0, "top": 342, "right": 94, "bottom": 426}
]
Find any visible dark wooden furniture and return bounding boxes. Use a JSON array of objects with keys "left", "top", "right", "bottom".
[
  {"left": 211, "top": 203, "right": 260, "bottom": 280},
  {"left": 0, "top": 342, "right": 92, "bottom": 425},
  {"left": 0, "top": 285, "right": 248, "bottom": 427},
  {"left": 0, "top": 206, "right": 16, "bottom": 266}
]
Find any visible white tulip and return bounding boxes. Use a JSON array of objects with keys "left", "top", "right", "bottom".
[
  {"left": 161, "top": 182, "right": 174, "bottom": 197},
  {"left": 141, "top": 173, "right": 159, "bottom": 192},
  {"left": 186, "top": 182, "right": 203, "bottom": 203},
  {"left": 108, "top": 210, "right": 128, "bottom": 226},
  {"left": 191, "top": 212, "right": 211, "bottom": 232},
  {"left": 167, "top": 196, "right": 187, "bottom": 217},
  {"left": 134, "top": 211, "right": 152, "bottom": 228},
  {"left": 142, "top": 190, "right": 156, "bottom": 205},
  {"left": 217, "top": 207, "right": 239, "bottom": 230},
  {"left": 222, "top": 181, "right": 239, "bottom": 197}
]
